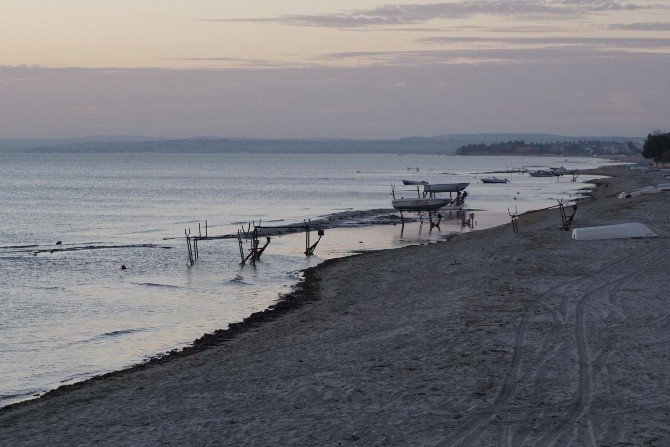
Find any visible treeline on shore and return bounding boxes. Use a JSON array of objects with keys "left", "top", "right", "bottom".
[{"left": 456, "top": 140, "right": 640, "bottom": 157}]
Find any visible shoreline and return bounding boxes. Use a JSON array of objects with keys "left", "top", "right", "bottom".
[
  {"left": 0, "top": 166, "right": 619, "bottom": 411},
  {"left": 1, "top": 164, "right": 668, "bottom": 445},
  {"left": 0, "top": 166, "right": 587, "bottom": 410}
]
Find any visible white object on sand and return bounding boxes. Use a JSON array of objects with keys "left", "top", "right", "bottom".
[
  {"left": 618, "top": 190, "right": 642, "bottom": 198},
  {"left": 640, "top": 186, "right": 660, "bottom": 195},
  {"left": 572, "top": 223, "right": 657, "bottom": 240},
  {"left": 617, "top": 186, "right": 663, "bottom": 198}
]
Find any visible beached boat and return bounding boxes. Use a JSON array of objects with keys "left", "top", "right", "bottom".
[
  {"left": 481, "top": 176, "right": 509, "bottom": 184},
  {"left": 391, "top": 198, "right": 453, "bottom": 211},
  {"left": 528, "top": 170, "right": 555, "bottom": 177},
  {"left": 402, "top": 180, "right": 430, "bottom": 185},
  {"left": 423, "top": 182, "right": 469, "bottom": 193}
]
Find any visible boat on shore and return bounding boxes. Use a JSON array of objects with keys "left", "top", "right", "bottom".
[{"left": 481, "top": 176, "right": 509, "bottom": 184}]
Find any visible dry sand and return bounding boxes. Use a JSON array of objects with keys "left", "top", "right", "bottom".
[{"left": 1, "top": 165, "right": 668, "bottom": 446}]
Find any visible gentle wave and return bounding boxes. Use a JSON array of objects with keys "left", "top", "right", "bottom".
[
  {"left": 0, "top": 390, "right": 41, "bottom": 400},
  {"left": 32, "top": 244, "right": 173, "bottom": 255},
  {"left": 134, "top": 282, "right": 181, "bottom": 289},
  {"left": 82, "top": 328, "right": 146, "bottom": 344}
]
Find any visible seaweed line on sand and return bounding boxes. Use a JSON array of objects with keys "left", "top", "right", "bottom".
[{"left": 0, "top": 255, "right": 351, "bottom": 414}]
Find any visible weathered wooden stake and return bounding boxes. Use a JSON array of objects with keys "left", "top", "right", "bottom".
[
  {"left": 185, "top": 229, "right": 194, "bottom": 265},
  {"left": 557, "top": 200, "right": 577, "bottom": 231},
  {"left": 508, "top": 207, "right": 519, "bottom": 234},
  {"left": 237, "top": 230, "right": 246, "bottom": 265}
]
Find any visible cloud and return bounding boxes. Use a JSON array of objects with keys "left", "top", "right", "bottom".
[
  {"left": 323, "top": 45, "right": 670, "bottom": 66},
  {"left": 162, "top": 57, "right": 307, "bottom": 69},
  {"left": 419, "top": 36, "right": 670, "bottom": 49},
  {"left": 609, "top": 22, "right": 670, "bottom": 31},
  {"left": 205, "top": 1, "right": 645, "bottom": 28},
  {"left": 2, "top": 59, "right": 669, "bottom": 139}
]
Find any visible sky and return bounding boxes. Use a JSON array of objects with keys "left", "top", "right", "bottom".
[{"left": 1, "top": 0, "right": 669, "bottom": 139}]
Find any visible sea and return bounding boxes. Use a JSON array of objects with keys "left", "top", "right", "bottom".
[{"left": 0, "top": 151, "right": 618, "bottom": 407}]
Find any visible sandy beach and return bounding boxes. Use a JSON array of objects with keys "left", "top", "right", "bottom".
[{"left": 1, "top": 165, "right": 668, "bottom": 446}]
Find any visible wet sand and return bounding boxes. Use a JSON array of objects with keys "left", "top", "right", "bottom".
[{"left": 1, "top": 165, "right": 669, "bottom": 446}]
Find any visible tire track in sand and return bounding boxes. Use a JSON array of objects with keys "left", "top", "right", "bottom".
[
  {"left": 538, "top": 248, "right": 665, "bottom": 447},
  {"left": 435, "top": 279, "right": 582, "bottom": 447},
  {"left": 436, "top": 246, "right": 653, "bottom": 447}
]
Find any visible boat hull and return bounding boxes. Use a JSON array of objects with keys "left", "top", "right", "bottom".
[
  {"left": 402, "top": 180, "right": 429, "bottom": 185},
  {"left": 529, "top": 170, "right": 554, "bottom": 177},
  {"left": 481, "top": 177, "right": 508, "bottom": 184}
]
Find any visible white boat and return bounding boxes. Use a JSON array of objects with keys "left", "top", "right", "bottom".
[
  {"left": 529, "top": 170, "right": 555, "bottom": 177},
  {"left": 481, "top": 176, "right": 509, "bottom": 184},
  {"left": 402, "top": 179, "right": 429, "bottom": 185},
  {"left": 391, "top": 198, "right": 453, "bottom": 211}
]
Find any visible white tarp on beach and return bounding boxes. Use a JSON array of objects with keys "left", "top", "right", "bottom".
[
  {"left": 618, "top": 186, "right": 663, "bottom": 198},
  {"left": 572, "top": 223, "right": 657, "bottom": 240}
]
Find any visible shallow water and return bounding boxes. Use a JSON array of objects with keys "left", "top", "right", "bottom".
[{"left": 0, "top": 152, "right": 615, "bottom": 406}]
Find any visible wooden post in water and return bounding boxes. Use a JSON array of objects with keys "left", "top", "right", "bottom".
[
  {"left": 508, "top": 207, "right": 519, "bottom": 234},
  {"left": 237, "top": 230, "right": 246, "bottom": 265},
  {"left": 185, "top": 229, "right": 194, "bottom": 265}
]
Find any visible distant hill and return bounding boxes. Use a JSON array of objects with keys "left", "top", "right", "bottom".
[
  {"left": 0, "top": 133, "right": 645, "bottom": 155},
  {"left": 0, "top": 136, "right": 161, "bottom": 152}
]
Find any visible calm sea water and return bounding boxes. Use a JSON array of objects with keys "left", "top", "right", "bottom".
[{"left": 0, "top": 152, "right": 615, "bottom": 407}]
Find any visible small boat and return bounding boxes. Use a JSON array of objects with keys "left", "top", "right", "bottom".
[
  {"left": 550, "top": 166, "right": 576, "bottom": 176},
  {"left": 402, "top": 179, "right": 429, "bottom": 185},
  {"left": 529, "top": 170, "right": 555, "bottom": 177},
  {"left": 481, "top": 176, "right": 509, "bottom": 184},
  {"left": 423, "top": 182, "right": 469, "bottom": 193},
  {"left": 391, "top": 198, "right": 453, "bottom": 211}
]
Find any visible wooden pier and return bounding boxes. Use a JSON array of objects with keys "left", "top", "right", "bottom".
[{"left": 180, "top": 219, "right": 325, "bottom": 267}]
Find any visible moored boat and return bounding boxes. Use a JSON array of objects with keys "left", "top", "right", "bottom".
[
  {"left": 402, "top": 179, "right": 430, "bottom": 185},
  {"left": 481, "top": 176, "right": 509, "bottom": 184},
  {"left": 529, "top": 170, "right": 555, "bottom": 177}
]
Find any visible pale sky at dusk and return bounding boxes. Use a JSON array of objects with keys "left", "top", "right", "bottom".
[{"left": 1, "top": 0, "right": 669, "bottom": 138}]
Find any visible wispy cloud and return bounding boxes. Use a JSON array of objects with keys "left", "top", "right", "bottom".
[
  {"left": 419, "top": 36, "right": 670, "bottom": 48},
  {"left": 609, "top": 22, "right": 670, "bottom": 31},
  {"left": 323, "top": 45, "right": 669, "bottom": 66},
  {"left": 162, "top": 57, "right": 306, "bottom": 69},
  {"left": 201, "top": 1, "right": 645, "bottom": 28}
]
